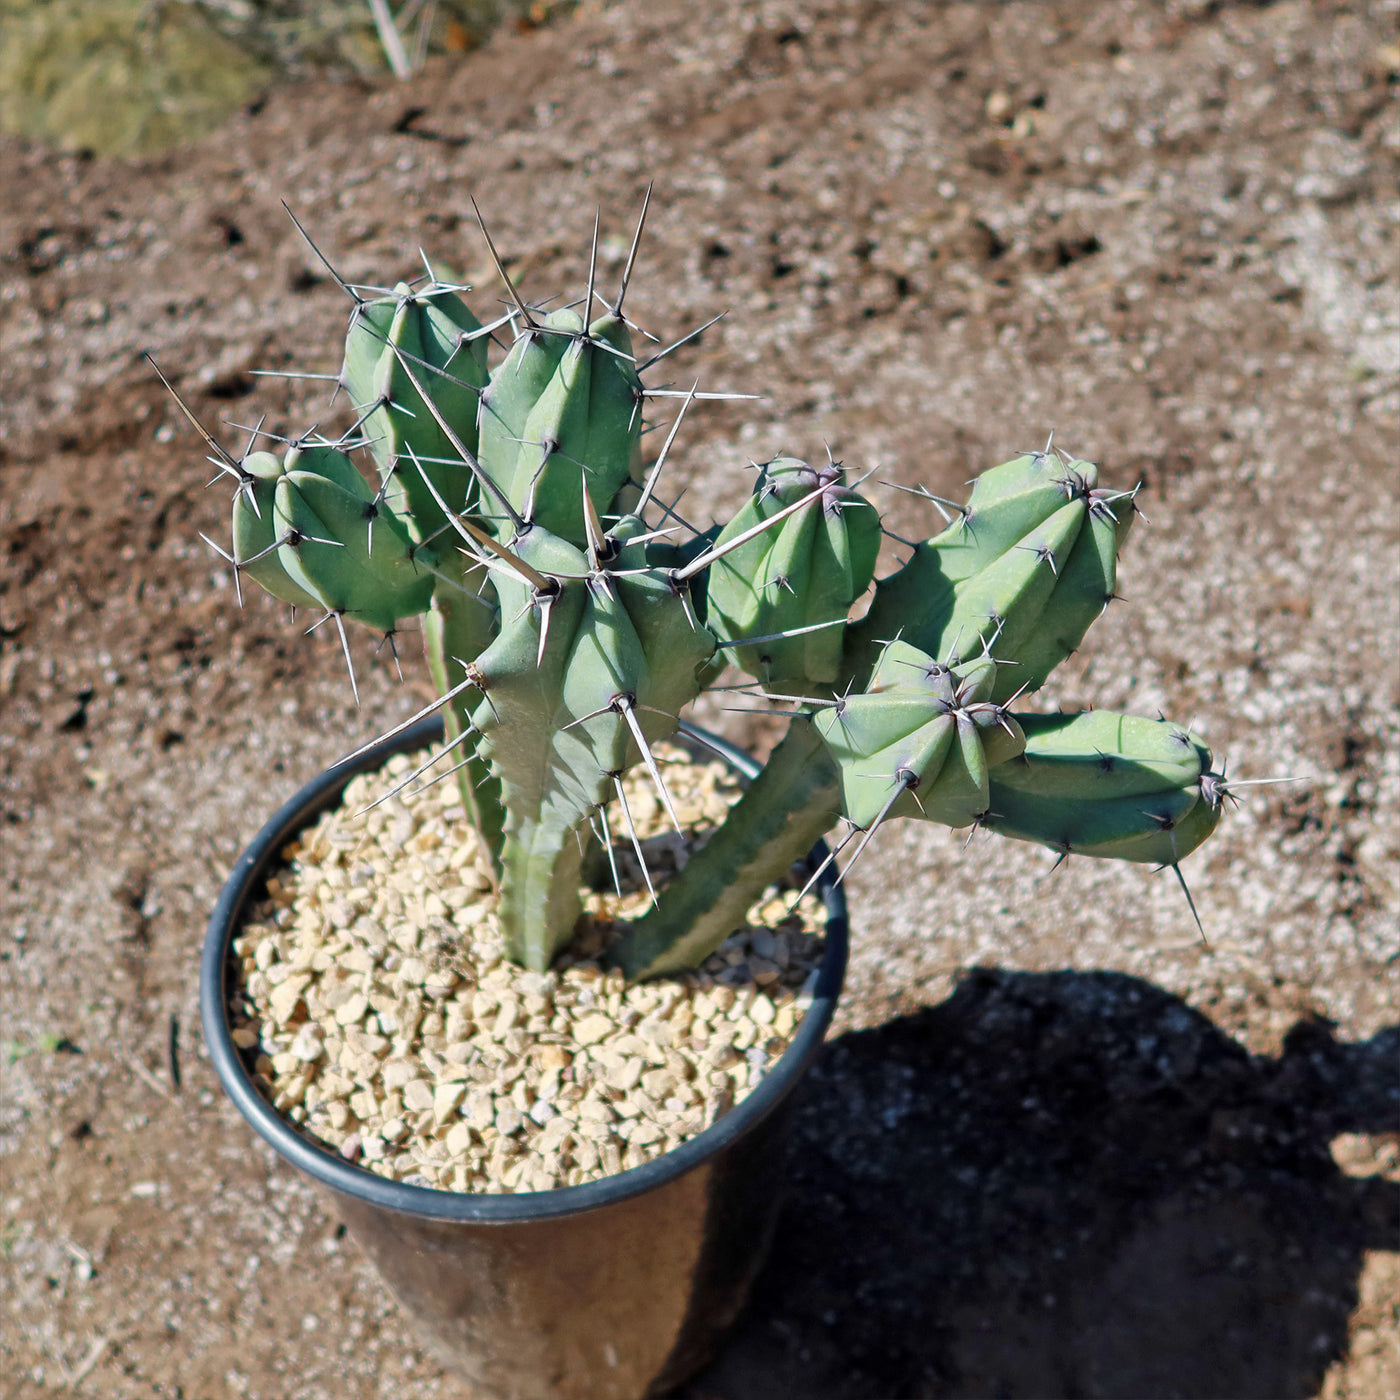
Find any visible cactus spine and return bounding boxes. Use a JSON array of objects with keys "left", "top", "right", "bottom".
[{"left": 172, "top": 201, "right": 1239, "bottom": 977}]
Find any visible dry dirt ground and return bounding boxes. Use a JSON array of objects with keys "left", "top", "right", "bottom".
[{"left": 2, "top": 2, "right": 1398, "bottom": 1397}]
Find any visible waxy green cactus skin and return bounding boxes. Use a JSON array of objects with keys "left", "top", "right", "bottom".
[
  {"left": 814, "top": 644, "right": 1024, "bottom": 829},
  {"left": 705, "top": 458, "right": 881, "bottom": 685},
  {"left": 340, "top": 282, "right": 488, "bottom": 539},
  {"left": 191, "top": 212, "right": 1233, "bottom": 977},
  {"left": 839, "top": 450, "right": 1137, "bottom": 703},
  {"left": 475, "top": 309, "right": 642, "bottom": 547},
  {"left": 981, "top": 711, "right": 1222, "bottom": 863}
]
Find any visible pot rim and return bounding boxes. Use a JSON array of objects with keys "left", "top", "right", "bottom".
[{"left": 201, "top": 717, "right": 849, "bottom": 1224}]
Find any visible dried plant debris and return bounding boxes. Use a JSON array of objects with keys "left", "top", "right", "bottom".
[{"left": 230, "top": 742, "right": 826, "bottom": 1194}]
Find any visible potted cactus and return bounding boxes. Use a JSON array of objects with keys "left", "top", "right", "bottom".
[{"left": 175, "top": 199, "right": 1235, "bottom": 1400}]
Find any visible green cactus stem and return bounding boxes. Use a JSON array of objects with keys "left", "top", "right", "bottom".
[
  {"left": 607, "top": 719, "right": 842, "bottom": 979},
  {"left": 840, "top": 449, "right": 1137, "bottom": 701},
  {"left": 704, "top": 457, "right": 881, "bottom": 686},
  {"left": 981, "top": 710, "right": 1223, "bottom": 864},
  {"left": 339, "top": 280, "right": 489, "bottom": 538}
]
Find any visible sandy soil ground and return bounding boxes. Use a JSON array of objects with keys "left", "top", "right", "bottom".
[{"left": 2, "top": 2, "right": 1397, "bottom": 1396}]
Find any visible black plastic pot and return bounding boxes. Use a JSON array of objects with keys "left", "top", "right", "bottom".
[{"left": 201, "top": 717, "right": 848, "bottom": 1400}]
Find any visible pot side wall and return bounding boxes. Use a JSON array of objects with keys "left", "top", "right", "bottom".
[{"left": 326, "top": 1099, "right": 792, "bottom": 1400}]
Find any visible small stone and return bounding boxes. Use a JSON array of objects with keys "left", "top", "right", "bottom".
[
  {"left": 445, "top": 1121, "right": 474, "bottom": 1156},
  {"left": 425, "top": 969, "right": 459, "bottom": 997},
  {"left": 341, "top": 946, "right": 377, "bottom": 975},
  {"left": 640, "top": 1068, "right": 676, "bottom": 1100},
  {"left": 434, "top": 1082, "right": 467, "bottom": 1125},
  {"left": 750, "top": 994, "right": 775, "bottom": 1026},
  {"left": 402, "top": 1080, "right": 435, "bottom": 1113},
  {"left": 495, "top": 1103, "right": 524, "bottom": 1137},
  {"left": 493, "top": 1000, "right": 520, "bottom": 1037},
  {"left": 528, "top": 1100, "right": 557, "bottom": 1127},
  {"left": 605, "top": 1058, "right": 644, "bottom": 1093},
  {"left": 289, "top": 1024, "right": 324, "bottom": 1062},
  {"left": 536, "top": 1044, "right": 572, "bottom": 1072},
  {"left": 319, "top": 1071, "right": 353, "bottom": 1099},
  {"left": 231, "top": 1026, "right": 260, "bottom": 1050},
  {"left": 750, "top": 960, "right": 781, "bottom": 987},
  {"left": 382, "top": 1060, "right": 419, "bottom": 1090},
  {"left": 574, "top": 1013, "right": 614, "bottom": 1046},
  {"left": 274, "top": 1074, "right": 309, "bottom": 1110},
  {"left": 335, "top": 992, "right": 370, "bottom": 1027},
  {"left": 344, "top": 1028, "right": 389, "bottom": 1057},
  {"left": 381, "top": 1117, "right": 409, "bottom": 1144},
  {"left": 537, "top": 1114, "right": 572, "bottom": 1153},
  {"left": 268, "top": 975, "right": 312, "bottom": 1025}
]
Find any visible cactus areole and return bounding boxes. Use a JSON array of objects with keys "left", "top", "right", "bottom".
[{"left": 173, "top": 200, "right": 1238, "bottom": 982}]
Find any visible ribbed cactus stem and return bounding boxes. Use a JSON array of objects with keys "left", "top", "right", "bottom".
[
  {"left": 498, "top": 805, "right": 589, "bottom": 972},
  {"left": 421, "top": 551, "right": 504, "bottom": 877},
  {"left": 608, "top": 720, "right": 841, "bottom": 979}
]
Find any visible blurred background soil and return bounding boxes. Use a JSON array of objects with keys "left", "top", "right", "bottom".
[{"left": 1, "top": 1, "right": 1397, "bottom": 1396}]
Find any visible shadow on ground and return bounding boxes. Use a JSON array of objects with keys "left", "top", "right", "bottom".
[{"left": 679, "top": 969, "right": 1399, "bottom": 1400}]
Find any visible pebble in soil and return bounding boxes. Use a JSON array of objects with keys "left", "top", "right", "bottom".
[{"left": 230, "top": 742, "right": 827, "bottom": 1195}]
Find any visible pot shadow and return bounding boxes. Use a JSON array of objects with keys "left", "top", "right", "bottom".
[{"left": 674, "top": 968, "right": 1399, "bottom": 1400}]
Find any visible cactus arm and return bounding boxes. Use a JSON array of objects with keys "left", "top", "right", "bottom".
[
  {"left": 341, "top": 283, "right": 488, "bottom": 537},
  {"left": 838, "top": 451, "right": 1096, "bottom": 689},
  {"left": 706, "top": 459, "right": 879, "bottom": 686},
  {"left": 466, "top": 532, "right": 592, "bottom": 968},
  {"left": 475, "top": 323, "right": 571, "bottom": 535},
  {"left": 230, "top": 454, "right": 324, "bottom": 611},
  {"left": 989, "top": 490, "right": 1135, "bottom": 701},
  {"left": 468, "top": 521, "right": 714, "bottom": 971},
  {"left": 608, "top": 720, "right": 842, "bottom": 980},
  {"left": 498, "top": 803, "right": 590, "bottom": 973},
  {"left": 981, "top": 710, "right": 1220, "bottom": 862}
]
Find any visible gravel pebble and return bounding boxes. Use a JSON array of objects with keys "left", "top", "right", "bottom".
[{"left": 231, "top": 742, "right": 826, "bottom": 1193}]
